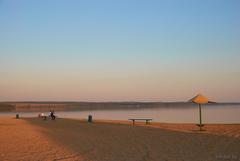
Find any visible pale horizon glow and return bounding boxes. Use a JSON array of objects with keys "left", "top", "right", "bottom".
[{"left": 0, "top": 0, "right": 240, "bottom": 102}]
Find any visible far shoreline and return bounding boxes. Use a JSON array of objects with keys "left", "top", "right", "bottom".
[{"left": 0, "top": 101, "right": 239, "bottom": 112}]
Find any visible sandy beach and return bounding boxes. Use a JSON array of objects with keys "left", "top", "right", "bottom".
[{"left": 0, "top": 117, "right": 240, "bottom": 161}]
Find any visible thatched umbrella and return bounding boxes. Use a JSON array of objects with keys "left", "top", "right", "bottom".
[{"left": 188, "top": 94, "right": 210, "bottom": 130}]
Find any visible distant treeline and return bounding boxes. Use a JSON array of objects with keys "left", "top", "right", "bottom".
[
  {"left": 0, "top": 103, "right": 16, "bottom": 111},
  {"left": 0, "top": 102, "right": 238, "bottom": 112}
]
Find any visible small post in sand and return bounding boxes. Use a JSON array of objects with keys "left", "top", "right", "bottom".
[{"left": 88, "top": 115, "right": 93, "bottom": 123}]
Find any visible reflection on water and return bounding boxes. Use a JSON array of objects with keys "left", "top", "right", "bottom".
[{"left": 1, "top": 104, "right": 240, "bottom": 123}]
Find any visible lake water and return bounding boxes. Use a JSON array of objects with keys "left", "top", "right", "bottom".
[{"left": 1, "top": 104, "right": 240, "bottom": 124}]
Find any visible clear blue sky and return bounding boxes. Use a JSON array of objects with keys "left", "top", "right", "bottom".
[{"left": 0, "top": 0, "right": 239, "bottom": 102}]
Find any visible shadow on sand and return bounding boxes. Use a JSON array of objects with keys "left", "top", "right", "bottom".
[{"left": 24, "top": 118, "right": 240, "bottom": 161}]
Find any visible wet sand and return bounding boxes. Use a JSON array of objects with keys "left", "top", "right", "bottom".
[{"left": 0, "top": 117, "right": 240, "bottom": 161}]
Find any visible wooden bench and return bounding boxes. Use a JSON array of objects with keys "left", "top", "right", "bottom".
[{"left": 128, "top": 119, "right": 152, "bottom": 125}]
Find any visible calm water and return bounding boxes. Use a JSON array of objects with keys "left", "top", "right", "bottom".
[{"left": 1, "top": 104, "right": 240, "bottom": 123}]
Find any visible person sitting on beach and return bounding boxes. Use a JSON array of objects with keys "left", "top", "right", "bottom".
[{"left": 49, "top": 110, "right": 56, "bottom": 120}]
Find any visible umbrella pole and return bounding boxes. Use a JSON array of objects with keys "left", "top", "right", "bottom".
[{"left": 199, "top": 104, "right": 202, "bottom": 130}]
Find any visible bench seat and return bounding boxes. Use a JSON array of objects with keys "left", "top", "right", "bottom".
[{"left": 128, "top": 119, "right": 153, "bottom": 125}]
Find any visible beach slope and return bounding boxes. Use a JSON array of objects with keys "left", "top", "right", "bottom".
[{"left": 0, "top": 117, "right": 240, "bottom": 161}]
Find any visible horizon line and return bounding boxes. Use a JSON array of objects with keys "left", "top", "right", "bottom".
[{"left": 1, "top": 101, "right": 239, "bottom": 104}]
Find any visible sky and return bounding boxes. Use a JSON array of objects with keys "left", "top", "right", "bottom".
[{"left": 0, "top": 0, "right": 239, "bottom": 102}]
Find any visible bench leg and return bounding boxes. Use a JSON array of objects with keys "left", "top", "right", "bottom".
[
  {"left": 132, "top": 120, "right": 135, "bottom": 125},
  {"left": 146, "top": 120, "right": 148, "bottom": 125}
]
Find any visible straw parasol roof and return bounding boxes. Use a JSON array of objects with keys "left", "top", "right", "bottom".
[{"left": 188, "top": 94, "right": 209, "bottom": 104}]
